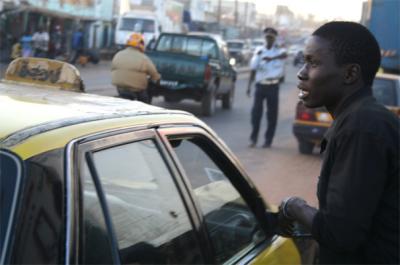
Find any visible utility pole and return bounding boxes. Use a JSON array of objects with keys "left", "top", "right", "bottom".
[
  {"left": 217, "top": 0, "right": 221, "bottom": 30},
  {"left": 244, "top": 1, "right": 248, "bottom": 37},
  {"left": 234, "top": 0, "right": 238, "bottom": 26}
]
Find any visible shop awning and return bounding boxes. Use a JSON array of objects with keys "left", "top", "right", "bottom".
[{"left": 2, "top": 4, "right": 111, "bottom": 22}]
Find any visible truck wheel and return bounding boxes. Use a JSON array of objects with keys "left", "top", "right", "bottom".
[
  {"left": 117, "top": 88, "right": 132, "bottom": 100},
  {"left": 298, "top": 140, "right": 314, "bottom": 154},
  {"left": 147, "top": 94, "right": 153, "bottom": 104},
  {"left": 202, "top": 87, "right": 216, "bottom": 116},
  {"left": 222, "top": 84, "right": 234, "bottom": 109},
  {"left": 164, "top": 96, "right": 179, "bottom": 103}
]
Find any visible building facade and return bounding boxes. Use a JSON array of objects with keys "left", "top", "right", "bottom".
[{"left": 0, "top": 0, "right": 114, "bottom": 62}]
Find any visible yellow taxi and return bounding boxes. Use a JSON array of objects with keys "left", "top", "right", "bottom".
[
  {"left": 293, "top": 73, "right": 400, "bottom": 154},
  {"left": 0, "top": 58, "right": 315, "bottom": 264}
]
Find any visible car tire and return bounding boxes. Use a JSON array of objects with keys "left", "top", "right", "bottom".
[
  {"left": 202, "top": 86, "right": 216, "bottom": 116},
  {"left": 222, "top": 83, "right": 234, "bottom": 109},
  {"left": 298, "top": 140, "right": 314, "bottom": 154}
]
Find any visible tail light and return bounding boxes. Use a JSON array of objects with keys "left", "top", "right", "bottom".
[
  {"left": 388, "top": 106, "right": 400, "bottom": 117},
  {"left": 204, "top": 64, "right": 212, "bottom": 82},
  {"left": 296, "top": 102, "right": 316, "bottom": 121}
]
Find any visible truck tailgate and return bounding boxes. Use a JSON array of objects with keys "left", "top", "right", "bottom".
[{"left": 147, "top": 51, "right": 208, "bottom": 89}]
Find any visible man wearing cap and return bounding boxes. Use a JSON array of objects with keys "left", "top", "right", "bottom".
[
  {"left": 247, "top": 27, "right": 287, "bottom": 148},
  {"left": 111, "top": 33, "right": 160, "bottom": 103}
]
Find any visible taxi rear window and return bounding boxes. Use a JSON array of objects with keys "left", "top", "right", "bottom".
[
  {"left": 0, "top": 150, "right": 23, "bottom": 262},
  {"left": 372, "top": 78, "right": 398, "bottom": 106}
]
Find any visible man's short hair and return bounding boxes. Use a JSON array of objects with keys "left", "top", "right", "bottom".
[
  {"left": 263, "top": 27, "right": 278, "bottom": 36},
  {"left": 312, "top": 21, "right": 381, "bottom": 86}
]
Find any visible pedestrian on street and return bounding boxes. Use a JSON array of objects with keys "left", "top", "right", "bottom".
[
  {"left": 50, "top": 25, "right": 63, "bottom": 59},
  {"left": 247, "top": 27, "right": 287, "bottom": 148},
  {"left": 20, "top": 30, "right": 33, "bottom": 58},
  {"left": 277, "top": 21, "right": 399, "bottom": 264},
  {"left": 32, "top": 26, "right": 49, "bottom": 58},
  {"left": 70, "top": 27, "right": 84, "bottom": 64},
  {"left": 111, "top": 33, "right": 160, "bottom": 103},
  {"left": 10, "top": 37, "right": 22, "bottom": 60}
]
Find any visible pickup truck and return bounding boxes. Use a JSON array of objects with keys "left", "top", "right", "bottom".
[{"left": 146, "top": 32, "right": 237, "bottom": 116}]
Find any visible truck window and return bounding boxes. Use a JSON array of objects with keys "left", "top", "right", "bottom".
[
  {"left": 202, "top": 40, "right": 218, "bottom": 59},
  {"left": 228, "top": 42, "right": 244, "bottom": 49},
  {"left": 171, "top": 36, "right": 187, "bottom": 53},
  {"left": 157, "top": 35, "right": 173, "bottom": 52},
  {"left": 156, "top": 35, "right": 218, "bottom": 59},
  {"left": 120, "top": 18, "right": 155, "bottom": 33},
  {"left": 372, "top": 78, "right": 397, "bottom": 106},
  {"left": 186, "top": 38, "right": 202, "bottom": 56}
]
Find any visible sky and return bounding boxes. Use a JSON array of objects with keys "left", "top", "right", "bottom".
[{"left": 253, "top": 0, "right": 366, "bottom": 22}]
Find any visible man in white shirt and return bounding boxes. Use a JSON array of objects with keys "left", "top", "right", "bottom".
[
  {"left": 247, "top": 27, "right": 287, "bottom": 148},
  {"left": 32, "top": 26, "right": 49, "bottom": 58}
]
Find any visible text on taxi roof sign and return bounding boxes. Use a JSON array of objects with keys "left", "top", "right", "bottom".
[{"left": 4, "top": 58, "right": 84, "bottom": 92}]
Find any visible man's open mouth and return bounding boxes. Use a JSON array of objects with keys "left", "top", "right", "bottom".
[{"left": 298, "top": 89, "right": 310, "bottom": 100}]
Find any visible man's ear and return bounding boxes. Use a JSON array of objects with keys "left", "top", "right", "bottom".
[{"left": 344, "top": 64, "right": 361, "bottom": 84}]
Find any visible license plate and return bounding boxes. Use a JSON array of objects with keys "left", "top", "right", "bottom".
[
  {"left": 316, "top": 112, "right": 333, "bottom": 122},
  {"left": 160, "top": 80, "right": 178, "bottom": 87}
]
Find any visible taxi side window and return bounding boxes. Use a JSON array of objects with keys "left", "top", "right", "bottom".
[
  {"left": 169, "top": 137, "right": 266, "bottom": 263},
  {"left": 0, "top": 150, "right": 23, "bottom": 260},
  {"left": 83, "top": 139, "right": 204, "bottom": 264},
  {"left": 81, "top": 162, "right": 114, "bottom": 264}
]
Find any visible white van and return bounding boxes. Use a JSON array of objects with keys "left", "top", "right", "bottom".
[{"left": 115, "top": 10, "right": 160, "bottom": 50}]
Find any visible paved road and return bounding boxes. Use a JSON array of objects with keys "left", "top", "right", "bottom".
[{"left": 1, "top": 59, "right": 321, "bottom": 207}]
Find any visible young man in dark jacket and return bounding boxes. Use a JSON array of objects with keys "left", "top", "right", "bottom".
[{"left": 278, "top": 21, "right": 399, "bottom": 264}]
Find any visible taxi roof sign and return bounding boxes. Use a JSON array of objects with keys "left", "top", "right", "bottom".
[{"left": 3, "top": 58, "right": 84, "bottom": 92}]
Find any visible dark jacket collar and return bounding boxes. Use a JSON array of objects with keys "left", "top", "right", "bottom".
[
  {"left": 333, "top": 87, "right": 373, "bottom": 120},
  {"left": 320, "top": 87, "right": 373, "bottom": 154}
]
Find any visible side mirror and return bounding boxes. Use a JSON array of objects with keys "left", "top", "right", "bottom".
[{"left": 229, "top": 58, "right": 236, "bottom": 66}]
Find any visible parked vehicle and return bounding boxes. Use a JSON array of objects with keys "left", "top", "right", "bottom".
[
  {"left": 226, "top": 39, "right": 252, "bottom": 65},
  {"left": 0, "top": 58, "right": 316, "bottom": 264},
  {"left": 293, "top": 73, "right": 400, "bottom": 154},
  {"left": 115, "top": 10, "right": 161, "bottom": 50},
  {"left": 250, "top": 38, "right": 264, "bottom": 53},
  {"left": 363, "top": 0, "right": 400, "bottom": 73},
  {"left": 147, "top": 32, "right": 237, "bottom": 116},
  {"left": 288, "top": 44, "right": 303, "bottom": 56},
  {"left": 293, "top": 51, "right": 304, "bottom": 67}
]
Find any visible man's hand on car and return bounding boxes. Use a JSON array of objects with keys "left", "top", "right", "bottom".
[{"left": 276, "top": 197, "right": 297, "bottom": 237}]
